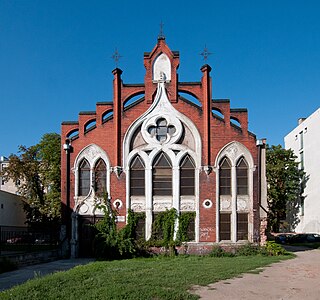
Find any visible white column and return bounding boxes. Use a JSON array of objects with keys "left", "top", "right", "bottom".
[
  {"left": 215, "top": 167, "right": 220, "bottom": 242},
  {"left": 125, "top": 167, "right": 129, "bottom": 218},
  {"left": 231, "top": 165, "right": 237, "bottom": 242},
  {"left": 195, "top": 167, "right": 200, "bottom": 242},
  {"left": 145, "top": 166, "right": 153, "bottom": 240},
  {"left": 172, "top": 166, "right": 180, "bottom": 239}
]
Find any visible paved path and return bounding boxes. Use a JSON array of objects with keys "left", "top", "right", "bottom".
[
  {"left": 193, "top": 248, "right": 320, "bottom": 300},
  {"left": 0, "top": 258, "right": 93, "bottom": 292}
]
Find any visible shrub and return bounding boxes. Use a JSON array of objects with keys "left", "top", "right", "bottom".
[
  {"left": 151, "top": 209, "right": 177, "bottom": 247},
  {"left": 93, "top": 196, "right": 137, "bottom": 260},
  {"left": 176, "top": 212, "right": 196, "bottom": 243},
  {"left": 236, "top": 243, "right": 260, "bottom": 256},
  {"left": 264, "top": 241, "right": 287, "bottom": 256},
  {"left": 209, "top": 246, "right": 235, "bottom": 257}
]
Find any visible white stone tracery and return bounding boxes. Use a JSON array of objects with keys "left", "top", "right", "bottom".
[
  {"left": 73, "top": 144, "right": 111, "bottom": 215},
  {"left": 214, "top": 141, "right": 255, "bottom": 242},
  {"left": 124, "top": 79, "right": 201, "bottom": 241}
]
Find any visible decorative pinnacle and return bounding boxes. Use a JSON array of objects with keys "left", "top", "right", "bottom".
[
  {"left": 111, "top": 48, "right": 122, "bottom": 67},
  {"left": 200, "top": 45, "right": 212, "bottom": 62},
  {"left": 158, "top": 21, "right": 165, "bottom": 40}
]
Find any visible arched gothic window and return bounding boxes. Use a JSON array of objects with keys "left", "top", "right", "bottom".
[
  {"left": 219, "top": 157, "right": 231, "bottom": 195},
  {"left": 94, "top": 159, "right": 106, "bottom": 197},
  {"left": 152, "top": 153, "right": 172, "bottom": 196},
  {"left": 130, "top": 156, "right": 145, "bottom": 196},
  {"left": 180, "top": 155, "right": 195, "bottom": 196},
  {"left": 79, "top": 159, "right": 90, "bottom": 196},
  {"left": 236, "top": 157, "right": 248, "bottom": 195}
]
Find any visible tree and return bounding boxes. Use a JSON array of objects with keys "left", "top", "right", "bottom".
[
  {"left": 1, "top": 133, "right": 61, "bottom": 228},
  {"left": 266, "top": 145, "right": 305, "bottom": 232}
]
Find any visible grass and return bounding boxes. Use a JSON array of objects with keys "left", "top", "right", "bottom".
[{"left": 0, "top": 254, "right": 292, "bottom": 300}]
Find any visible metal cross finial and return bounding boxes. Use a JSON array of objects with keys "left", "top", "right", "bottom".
[
  {"left": 200, "top": 45, "right": 212, "bottom": 62},
  {"left": 111, "top": 48, "right": 122, "bottom": 67},
  {"left": 158, "top": 21, "right": 165, "bottom": 39}
]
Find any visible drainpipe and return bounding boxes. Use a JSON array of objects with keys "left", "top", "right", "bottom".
[
  {"left": 63, "top": 139, "right": 72, "bottom": 256},
  {"left": 256, "top": 138, "right": 268, "bottom": 245}
]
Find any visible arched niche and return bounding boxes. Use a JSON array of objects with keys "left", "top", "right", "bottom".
[
  {"left": 153, "top": 53, "right": 171, "bottom": 82},
  {"left": 67, "top": 129, "right": 79, "bottom": 140}
]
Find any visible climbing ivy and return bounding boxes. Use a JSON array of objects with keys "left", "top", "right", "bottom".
[
  {"left": 93, "top": 196, "right": 120, "bottom": 259},
  {"left": 93, "top": 197, "right": 196, "bottom": 259},
  {"left": 93, "top": 194, "right": 146, "bottom": 259},
  {"left": 121, "top": 209, "right": 145, "bottom": 241},
  {"left": 176, "top": 211, "right": 196, "bottom": 242},
  {"left": 151, "top": 208, "right": 177, "bottom": 247}
]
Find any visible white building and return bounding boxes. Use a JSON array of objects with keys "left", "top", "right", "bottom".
[
  {"left": 284, "top": 108, "right": 320, "bottom": 234},
  {"left": 0, "top": 156, "right": 19, "bottom": 194},
  {"left": 0, "top": 190, "right": 26, "bottom": 227},
  {"left": 0, "top": 156, "right": 26, "bottom": 226}
]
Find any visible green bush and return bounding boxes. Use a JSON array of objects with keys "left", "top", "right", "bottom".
[
  {"left": 93, "top": 197, "right": 138, "bottom": 260},
  {"left": 176, "top": 212, "right": 196, "bottom": 242},
  {"left": 151, "top": 209, "right": 177, "bottom": 246},
  {"left": 236, "top": 243, "right": 260, "bottom": 256},
  {"left": 264, "top": 241, "right": 287, "bottom": 256},
  {"left": 209, "top": 246, "right": 235, "bottom": 257}
]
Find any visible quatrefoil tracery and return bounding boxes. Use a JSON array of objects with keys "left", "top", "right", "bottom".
[{"left": 147, "top": 118, "right": 176, "bottom": 143}]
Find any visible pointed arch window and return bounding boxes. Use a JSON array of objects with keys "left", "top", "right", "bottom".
[
  {"left": 153, "top": 153, "right": 172, "bottom": 196},
  {"left": 79, "top": 159, "right": 90, "bottom": 196},
  {"left": 130, "top": 156, "right": 145, "bottom": 196},
  {"left": 94, "top": 159, "right": 106, "bottom": 197},
  {"left": 236, "top": 158, "right": 248, "bottom": 195},
  {"left": 180, "top": 155, "right": 195, "bottom": 196},
  {"left": 219, "top": 157, "right": 231, "bottom": 195}
]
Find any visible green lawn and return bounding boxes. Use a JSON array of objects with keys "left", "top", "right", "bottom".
[{"left": 0, "top": 255, "right": 291, "bottom": 300}]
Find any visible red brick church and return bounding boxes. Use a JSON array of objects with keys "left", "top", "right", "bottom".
[{"left": 61, "top": 36, "right": 268, "bottom": 257}]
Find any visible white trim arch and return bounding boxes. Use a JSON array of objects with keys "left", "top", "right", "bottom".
[
  {"left": 123, "top": 82, "right": 202, "bottom": 241},
  {"left": 74, "top": 144, "right": 111, "bottom": 214},
  {"left": 214, "top": 141, "right": 254, "bottom": 169},
  {"left": 214, "top": 141, "right": 255, "bottom": 243},
  {"left": 123, "top": 81, "right": 202, "bottom": 169}
]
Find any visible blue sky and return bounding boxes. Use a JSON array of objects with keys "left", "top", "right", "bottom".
[{"left": 1, "top": 0, "right": 319, "bottom": 156}]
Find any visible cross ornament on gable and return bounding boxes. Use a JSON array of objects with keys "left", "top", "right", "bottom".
[
  {"left": 148, "top": 118, "right": 176, "bottom": 142},
  {"left": 111, "top": 48, "right": 122, "bottom": 67},
  {"left": 200, "top": 45, "right": 212, "bottom": 62},
  {"left": 158, "top": 21, "right": 165, "bottom": 39}
]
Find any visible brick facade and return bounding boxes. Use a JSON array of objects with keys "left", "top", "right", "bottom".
[{"left": 61, "top": 37, "right": 266, "bottom": 257}]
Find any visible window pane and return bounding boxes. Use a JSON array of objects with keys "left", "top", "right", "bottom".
[
  {"left": 181, "top": 187, "right": 194, "bottom": 195},
  {"left": 130, "top": 178, "right": 144, "bottom": 187},
  {"left": 79, "top": 159, "right": 90, "bottom": 196},
  {"left": 219, "top": 213, "right": 231, "bottom": 240},
  {"left": 236, "top": 158, "right": 248, "bottom": 195},
  {"left": 219, "top": 158, "right": 231, "bottom": 195},
  {"left": 181, "top": 177, "right": 195, "bottom": 187},
  {"left": 237, "top": 187, "right": 247, "bottom": 195},
  {"left": 130, "top": 156, "right": 145, "bottom": 196},
  {"left": 94, "top": 159, "right": 106, "bottom": 196},
  {"left": 153, "top": 153, "right": 172, "bottom": 196},
  {"left": 130, "top": 187, "right": 145, "bottom": 196},
  {"left": 180, "top": 156, "right": 195, "bottom": 196},
  {"left": 237, "top": 213, "right": 248, "bottom": 240}
]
